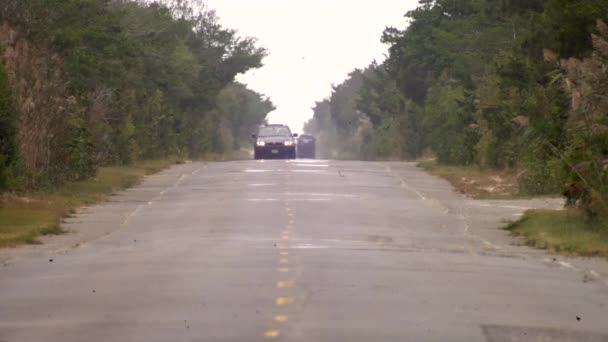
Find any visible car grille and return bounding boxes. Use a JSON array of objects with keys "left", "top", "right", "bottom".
[{"left": 265, "top": 142, "right": 283, "bottom": 147}]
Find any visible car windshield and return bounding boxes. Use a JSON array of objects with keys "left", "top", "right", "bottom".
[{"left": 258, "top": 126, "right": 291, "bottom": 137}]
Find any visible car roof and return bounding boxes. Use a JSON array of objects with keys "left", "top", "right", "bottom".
[{"left": 262, "top": 124, "right": 289, "bottom": 127}]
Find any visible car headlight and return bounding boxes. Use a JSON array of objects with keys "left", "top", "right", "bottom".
[
  {"left": 256, "top": 141, "right": 266, "bottom": 147},
  {"left": 284, "top": 140, "right": 294, "bottom": 146}
]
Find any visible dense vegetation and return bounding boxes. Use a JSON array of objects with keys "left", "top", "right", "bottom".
[
  {"left": 305, "top": 0, "right": 608, "bottom": 221},
  {"left": 0, "top": 0, "right": 273, "bottom": 190}
]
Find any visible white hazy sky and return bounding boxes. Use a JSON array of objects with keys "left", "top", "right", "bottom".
[{"left": 203, "top": 0, "right": 419, "bottom": 132}]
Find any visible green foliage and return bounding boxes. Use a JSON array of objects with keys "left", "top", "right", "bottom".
[
  {"left": 562, "top": 126, "right": 608, "bottom": 219},
  {"left": 309, "top": 0, "right": 608, "bottom": 221},
  {"left": 66, "top": 113, "right": 96, "bottom": 181},
  {"left": 519, "top": 154, "right": 568, "bottom": 195},
  {"left": 543, "top": 0, "right": 608, "bottom": 57},
  {"left": 367, "top": 116, "right": 416, "bottom": 160},
  {"left": 215, "top": 83, "right": 275, "bottom": 150},
  {"left": 304, "top": 70, "right": 373, "bottom": 159},
  {"left": 304, "top": 100, "right": 338, "bottom": 159},
  {"left": 424, "top": 84, "right": 479, "bottom": 164},
  {"left": 0, "top": 0, "right": 271, "bottom": 189}
]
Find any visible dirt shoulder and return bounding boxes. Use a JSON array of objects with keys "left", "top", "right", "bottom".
[{"left": 417, "top": 160, "right": 525, "bottom": 199}]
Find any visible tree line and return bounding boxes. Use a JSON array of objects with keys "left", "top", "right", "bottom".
[
  {"left": 305, "top": 0, "right": 608, "bottom": 221},
  {"left": 0, "top": 0, "right": 273, "bottom": 190}
]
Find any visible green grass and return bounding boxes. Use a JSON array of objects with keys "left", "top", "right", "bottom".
[
  {"left": 418, "top": 160, "right": 522, "bottom": 199},
  {"left": 0, "top": 158, "right": 181, "bottom": 247},
  {"left": 506, "top": 209, "right": 608, "bottom": 257},
  {"left": 0, "top": 208, "right": 61, "bottom": 246}
]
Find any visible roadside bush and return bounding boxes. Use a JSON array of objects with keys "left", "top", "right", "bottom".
[
  {"left": 66, "top": 113, "right": 97, "bottom": 181},
  {"left": 423, "top": 85, "right": 479, "bottom": 165},
  {"left": 370, "top": 117, "right": 410, "bottom": 160},
  {"left": 519, "top": 155, "right": 568, "bottom": 195}
]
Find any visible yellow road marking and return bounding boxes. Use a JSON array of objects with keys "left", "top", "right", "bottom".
[
  {"left": 276, "top": 297, "right": 294, "bottom": 305},
  {"left": 278, "top": 245, "right": 289, "bottom": 249},
  {"left": 264, "top": 330, "right": 280, "bottom": 338},
  {"left": 288, "top": 213, "right": 294, "bottom": 218},
  {"left": 274, "top": 315, "right": 289, "bottom": 323},
  {"left": 278, "top": 268, "right": 290, "bottom": 273},
  {"left": 281, "top": 235, "right": 289, "bottom": 241},
  {"left": 277, "top": 280, "right": 294, "bottom": 288},
  {"left": 280, "top": 251, "right": 289, "bottom": 256},
  {"left": 279, "top": 258, "right": 289, "bottom": 264}
]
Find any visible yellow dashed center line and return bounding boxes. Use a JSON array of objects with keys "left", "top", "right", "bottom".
[
  {"left": 264, "top": 330, "right": 280, "bottom": 338},
  {"left": 274, "top": 315, "right": 289, "bottom": 323},
  {"left": 262, "top": 201, "right": 297, "bottom": 339},
  {"left": 276, "top": 297, "right": 294, "bottom": 306},
  {"left": 277, "top": 280, "right": 294, "bottom": 288}
]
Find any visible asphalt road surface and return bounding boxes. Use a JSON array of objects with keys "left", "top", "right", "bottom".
[{"left": 1, "top": 160, "right": 608, "bottom": 342}]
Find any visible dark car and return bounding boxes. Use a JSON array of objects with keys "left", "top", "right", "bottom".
[
  {"left": 297, "top": 134, "right": 315, "bottom": 159},
  {"left": 252, "top": 124, "right": 298, "bottom": 159}
]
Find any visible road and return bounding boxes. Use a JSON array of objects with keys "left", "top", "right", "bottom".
[{"left": 1, "top": 160, "right": 607, "bottom": 342}]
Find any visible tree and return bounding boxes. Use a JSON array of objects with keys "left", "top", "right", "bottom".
[
  {"left": 0, "top": 64, "right": 19, "bottom": 189},
  {"left": 0, "top": 0, "right": 270, "bottom": 187}
]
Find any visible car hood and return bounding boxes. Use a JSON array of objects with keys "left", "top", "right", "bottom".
[{"left": 257, "top": 136, "right": 292, "bottom": 143}]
